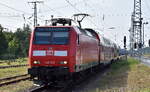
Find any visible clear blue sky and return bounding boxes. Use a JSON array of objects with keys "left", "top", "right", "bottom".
[{"left": 0, "top": 0, "right": 150, "bottom": 48}]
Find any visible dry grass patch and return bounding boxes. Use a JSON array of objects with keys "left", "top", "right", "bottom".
[
  {"left": 0, "top": 58, "right": 27, "bottom": 66},
  {"left": 0, "top": 67, "right": 27, "bottom": 79},
  {"left": 127, "top": 64, "right": 150, "bottom": 89},
  {"left": 0, "top": 80, "right": 33, "bottom": 92},
  {"left": 144, "top": 54, "right": 150, "bottom": 58},
  {"left": 96, "top": 57, "right": 150, "bottom": 92}
]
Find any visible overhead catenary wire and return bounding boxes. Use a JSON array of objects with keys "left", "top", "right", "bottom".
[
  {"left": 55, "top": 0, "right": 89, "bottom": 10},
  {"left": 0, "top": 13, "right": 21, "bottom": 17},
  {"left": 144, "top": 0, "right": 150, "bottom": 11},
  {"left": 0, "top": 1, "right": 34, "bottom": 27},
  {"left": 65, "top": 0, "right": 103, "bottom": 31},
  {"left": 0, "top": 0, "right": 145, "bottom": 34},
  {"left": 0, "top": 2, "right": 31, "bottom": 15},
  {"left": 37, "top": 0, "right": 88, "bottom": 15},
  {"left": 41, "top": 3, "right": 64, "bottom": 16},
  {"left": 143, "top": 0, "right": 150, "bottom": 22},
  {"left": 65, "top": 0, "right": 82, "bottom": 13}
]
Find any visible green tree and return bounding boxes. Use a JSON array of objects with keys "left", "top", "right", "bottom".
[
  {"left": 0, "top": 24, "right": 31, "bottom": 58},
  {"left": 0, "top": 25, "right": 7, "bottom": 56},
  {"left": 14, "top": 25, "right": 31, "bottom": 57},
  {"left": 8, "top": 37, "right": 19, "bottom": 56}
]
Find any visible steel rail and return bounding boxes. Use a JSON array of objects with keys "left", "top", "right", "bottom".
[
  {"left": 0, "top": 74, "right": 29, "bottom": 82},
  {"left": 0, "top": 64, "right": 28, "bottom": 69},
  {"left": 0, "top": 74, "right": 30, "bottom": 87}
]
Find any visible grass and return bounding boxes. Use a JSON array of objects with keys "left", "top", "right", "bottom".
[
  {"left": 0, "top": 58, "right": 30, "bottom": 92},
  {"left": 143, "top": 54, "right": 150, "bottom": 58},
  {"left": 0, "top": 57, "right": 150, "bottom": 92},
  {"left": 89, "top": 57, "right": 150, "bottom": 92},
  {"left": 0, "top": 67, "right": 28, "bottom": 79},
  {"left": 0, "top": 80, "right": 33, "bottom": 92},
  {"left": 0, "top": 58, "right": 27, "bottom": 66}
]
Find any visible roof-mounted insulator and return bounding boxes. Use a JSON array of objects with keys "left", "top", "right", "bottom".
[{"left": 51, "top": 18, "right": 72, "bottom": 26}]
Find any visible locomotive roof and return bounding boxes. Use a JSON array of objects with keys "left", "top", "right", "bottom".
[{"left": 34, "top": 26, "right": 119, "bottom": 48}]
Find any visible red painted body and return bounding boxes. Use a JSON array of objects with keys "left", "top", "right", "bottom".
[
  {"left": 29, "top": 26, "right": 77, "bottom": 72},
  {"left": 28, "top": 26, "right": 100, "bottom": 72},
  {"left": 28, "top": 26, "right": 119, "bottom": 85}
]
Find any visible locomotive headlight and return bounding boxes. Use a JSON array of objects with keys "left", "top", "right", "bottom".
[
  {"left": 33, "top": 60, "right": 41, "bottom": 64},
  {"left": 60, "top": 61, "right": 68, "bottom": 64}
]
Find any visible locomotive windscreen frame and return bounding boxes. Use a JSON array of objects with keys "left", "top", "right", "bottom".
[{"left": 34, "top": 27, "right": 70, "bottom": 45}]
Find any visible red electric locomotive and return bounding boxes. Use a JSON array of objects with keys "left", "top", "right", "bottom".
[{"left": 28, "top": 18, "right": 119, "bottom": 85}]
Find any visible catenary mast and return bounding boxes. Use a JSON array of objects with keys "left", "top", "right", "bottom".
[{"left": 129, "top": 0, "right": 142, "bottom": 52}]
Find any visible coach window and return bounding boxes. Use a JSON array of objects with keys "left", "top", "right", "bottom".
[
  {"left": 86, "top": 30, "right": 93, "bottom": 37},
  {"left": 90, "top": 32, "right": 97, "bottom": 38},
  {"left": 78, "top": 28, "right": 87, "bottom": 35}
]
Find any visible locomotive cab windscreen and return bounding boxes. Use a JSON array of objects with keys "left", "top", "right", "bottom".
[{"left": 34, "top": 27, "right": 70, "bottom": 45}]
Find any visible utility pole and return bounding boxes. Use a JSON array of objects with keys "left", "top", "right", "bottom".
[
  {"left": 28, "top": 1, "right": 43, "bottom": 27},
  {"left": 129, "top": 0, "right": 142, "bottom": 55},
  {"left": 22, "top": 14, "right": 26, "bottom": 29}
]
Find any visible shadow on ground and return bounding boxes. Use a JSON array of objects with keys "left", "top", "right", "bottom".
[{"left": 72, "top": 58, "right": 131, "bottom": 92}]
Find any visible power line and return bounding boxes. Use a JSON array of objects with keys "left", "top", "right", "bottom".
[
  {"left": 55, "top": 0, "right": 87, "bottom": 10},
  {"left": 0, "top": 2, "right": 31, "bottom": 14},
  {"left": 39, "top": 0, "right": 91, "bottom": 18},
  {"left": 0, "top": 15, "right": 20, "bottom": 17},
  {"left": 65, "top": 0, "right": 102, "bottom": 30},
  {"left": 144, "top": 0, "right": 150, "bottom": 11},
  {"left": 38, "top": 0, "right": 86, "bottom": 15},
  {"left": 0, "top": 13, "right": 21, "bottom": 17},
  {"left": 42, "top": 3, "right": 63, "bottom": 15},
  {"left": 65, "top": 0, "right": 81, "bottom": 12}
]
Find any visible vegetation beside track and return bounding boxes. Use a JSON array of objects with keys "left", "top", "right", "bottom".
[
  {"left": 0, "top": 24, "right": 31, "bottom": 59},
  {"left": 0, "top": 80, "right": 33, "bottom": 92},
  {"left": 0, "top": 67, "right": 27, "bottom": 79},
  {"left": 143, "top": 54, "right": 150, "bottom": 58},
  {"left": 90, "top": 57, "right": 150, "bottom": 92},
  {"left": 0, "top": 57, "right": 150, "bottom": 92},
  {"left": 0, "top": 58, "right": 27, "bottom": 66}
]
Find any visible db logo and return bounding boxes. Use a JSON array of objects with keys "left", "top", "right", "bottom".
[{"left": 46, "top": 50, "right": 53, "bottom": 56}]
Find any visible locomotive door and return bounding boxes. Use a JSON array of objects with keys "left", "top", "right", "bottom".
[{"left": 75, "top": 34, "right": 82, "bottom": 72}]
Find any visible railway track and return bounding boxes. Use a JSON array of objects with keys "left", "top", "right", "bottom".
[
  {"left": 0, "top": 64, "right": 28, "bottom": 69},
  {"left": 26, "top": 65, "right": 107, "bottom": 92},
  {"left": 27, "top": 85, "right": 48, "bottom": 92},
  {"left": 26, "top": 59, "right": 123, "bottom": 92},
  {"left": 27, "top": 81, "right": 73, "bottom": 92},
  {"left": 0, "top": 74, "right": 30, "bottom": 87}
]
